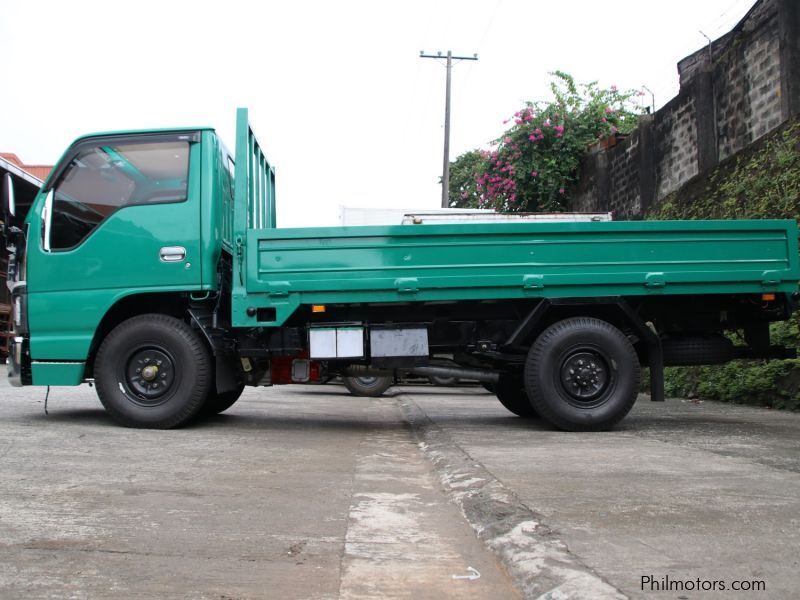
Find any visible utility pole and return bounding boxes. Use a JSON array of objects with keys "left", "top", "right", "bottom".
[{"left": 420, "top": 50, "right": 478, "bottom": 207}]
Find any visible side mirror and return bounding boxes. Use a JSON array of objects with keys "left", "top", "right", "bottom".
[{"left": 3, "top": 173, "right": 16, "bottom": 219}]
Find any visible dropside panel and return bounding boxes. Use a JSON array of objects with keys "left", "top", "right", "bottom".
[{"left": 233, "top": 219, "right": 799, "bottom": 327}]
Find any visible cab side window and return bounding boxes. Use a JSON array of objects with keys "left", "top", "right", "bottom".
[{"left": 50, "top": 139, "right": 190, "bottom": 250}]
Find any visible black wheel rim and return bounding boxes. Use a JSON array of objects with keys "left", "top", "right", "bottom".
[
  {"left": 558, "top": 349, "right": 612, "bottom": 408},
  {"left": 122, "top": 347, "right": 177, "bottom": 406}
]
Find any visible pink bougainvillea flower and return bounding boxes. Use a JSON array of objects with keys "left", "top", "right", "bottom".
[
  {"left": 531, "top": 171, "right": 538, "bottom": 177},
  {"left": 601, "top": 117, "right": 607, "bottom": 123},
  {"left": 611, "top": 85, "right": 617, "bottom": 92},
  {"left": 559, "top": 187, "right": 565, "bottom": 194}
]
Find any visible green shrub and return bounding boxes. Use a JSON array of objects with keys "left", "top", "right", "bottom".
[{"left": 660, "top": 361, "right": 800, "bottom": 411}]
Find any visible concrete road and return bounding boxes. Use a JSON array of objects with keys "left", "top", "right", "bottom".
[
  {"left": 0, "top": 370, "right": 798, "bottom": 599},
  {"left": 405, "top": 388, "right": 800, "bottom": 599}
]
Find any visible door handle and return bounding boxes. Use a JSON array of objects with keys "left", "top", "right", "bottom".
[{"left": 160, "top": 246, "right": 186, "bottom": 262}]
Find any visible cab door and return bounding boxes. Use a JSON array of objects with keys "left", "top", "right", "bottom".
[{"left": 26, "top": 132, "right": 203, "bottom": 361}]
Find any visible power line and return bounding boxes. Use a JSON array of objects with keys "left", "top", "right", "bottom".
[
  {"left": 464, "top": 0, "right": 502, "bottom": 85},
  {"left": 420, "top": 50, "right": 479, "bottom": 208},
  {"left": 704, "top": 0, "right": 753, "bottom": 36}
]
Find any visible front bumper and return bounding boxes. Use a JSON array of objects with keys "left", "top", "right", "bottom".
[{"left": 6, "top": 280, "right": 30, "bottom": 386}]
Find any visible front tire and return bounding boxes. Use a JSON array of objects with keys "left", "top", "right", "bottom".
[
  {"left": 524, "top": 317, "right": 639, "bottom": 431},
  {"left": 94, "top": 314, "right": 212, "bottom": 429},
  {"left": 203, "top": 385, "right": 245, "bottom": 415}
]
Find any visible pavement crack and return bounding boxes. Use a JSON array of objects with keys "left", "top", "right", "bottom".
[
  {"left": 15, "top": 544, "right": 280, "bottom": 563},
  {"left": 620, "top": 428, "right": 800, "bottom": 475},
  {"left": 0, "top": 440, "right": 13, "bottom": 460}
]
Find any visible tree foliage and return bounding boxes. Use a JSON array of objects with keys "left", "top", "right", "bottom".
[
  {"left": 447, "top": 150, "right": 485, "bottom": 208},
  {"left": 450, "top": 72, "right": 642, "bottom": 212}
]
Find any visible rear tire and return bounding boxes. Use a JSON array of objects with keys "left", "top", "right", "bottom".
[
  {"left": 342, "top": 375, "right": 393, "bottom": 397},
  {"left": 495, "top": 374, "right": 537, "bottom": 418},
  {"left": 94, "top": 314, "right": 212, "bottom": 429},
  {"left": 525, "top": 317, "right": 639, "bottom": 431}
]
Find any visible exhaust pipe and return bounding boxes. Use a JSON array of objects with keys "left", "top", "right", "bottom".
[
  {"left": 344, "top": 364, "right": 499, "bottom": 383},
  {"left": 408, "top": 366, "right": 499, "bottom": 383}
]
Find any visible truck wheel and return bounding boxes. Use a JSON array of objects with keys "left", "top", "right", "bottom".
[
  {"left": 202, "top": 385, "right": 245, "bottom": 415},
  {"left": 342, "top": 375, "right": 393, "bottom": 397},
  {"left": 94, "top": 314, "right": 212, "bottom": 428},
  {"left": 524, "top": 317, "right": 639, "bottom": 431},
  {"left": 495, "top": 374, "right": 537, "bottom": 418}
]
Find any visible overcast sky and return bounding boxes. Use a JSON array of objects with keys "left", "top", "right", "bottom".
[{"left": 2, "top": 0, "right": 754, "bottom": 227}]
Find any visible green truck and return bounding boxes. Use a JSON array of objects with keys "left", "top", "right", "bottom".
[{"left": 3, "top": 109, "right": 798, "bottom": 431}]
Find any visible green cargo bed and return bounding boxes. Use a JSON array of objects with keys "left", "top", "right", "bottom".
[{"left": 232, "top": 219, "right": 800, "bottom": 327}]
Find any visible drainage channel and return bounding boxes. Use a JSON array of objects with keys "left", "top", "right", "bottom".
[{"left": 396, "top": 393, "right": 626, "bottom": 600}]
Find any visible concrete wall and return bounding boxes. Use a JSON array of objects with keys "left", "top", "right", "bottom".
[{"left": 571, "top": 0, "right": 800, "bottom": 217}]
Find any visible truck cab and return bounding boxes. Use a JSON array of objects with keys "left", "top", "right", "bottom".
[{"left": 6, "top": 127, "right": 241, "bottom": 387}]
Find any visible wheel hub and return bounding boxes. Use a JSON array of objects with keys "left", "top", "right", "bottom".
[
  {"left": 560, "top": 351, "right": 608, "bottom": 401},
  {"left": 141, "top": 365, "right": 159, "bottom": 381},
  {"left": 126, "top": 349, "right": 175, "bottom": 402}
]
